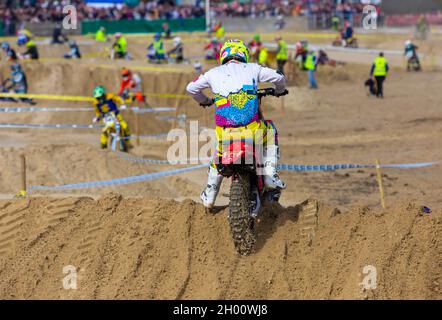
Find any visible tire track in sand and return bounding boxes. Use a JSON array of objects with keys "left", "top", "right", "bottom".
[
  {"left": 299, "top": 199, "right": 319, "bottom": 246},
  {"left": 0, "top": 200, "right": 30, "bottom": 257}
]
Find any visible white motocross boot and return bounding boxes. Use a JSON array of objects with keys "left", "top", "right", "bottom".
[
  {"left": 264, "top": 145, "right": 286, "bottom": 190},
  {"left": 200, "top": 166, "right": 223, "bottom": 209}
]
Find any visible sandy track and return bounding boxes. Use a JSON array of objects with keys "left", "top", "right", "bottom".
[{"left": 0, "top": 195, "right": 439, "bottom": 299}]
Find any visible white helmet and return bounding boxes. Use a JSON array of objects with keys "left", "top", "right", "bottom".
[
  {"left": 173, "top": 37, "right": 182, "bottom": 45},
  {"left": 405, "top": 40, "right": 412, "bottom": 46}
]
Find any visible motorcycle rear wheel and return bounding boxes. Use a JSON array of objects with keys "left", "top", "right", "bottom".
[{"left": 229, "top": 173, "right": 256, "bottom": 255}]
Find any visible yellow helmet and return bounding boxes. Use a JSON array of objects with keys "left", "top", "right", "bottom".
[{"left": 219, "top": 39, "right": 250, "bottom": 65}]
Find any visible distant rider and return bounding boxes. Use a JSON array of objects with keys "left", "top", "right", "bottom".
[
  {"left": 111, "top": 33, "right": 128, "bottom": 59},
  {"left": 168, "top": 37, "right": 184, "bottom": 63},
  {"left": 204, "top": 37, "right": 222, "bottom": 61},
  {"left": 404, "top": 40, "right": 421, "bottom": 71},
  {"left": 118, "top": 68, "right": 146, "bottom": 104},
  {"left": 92, "top": 86, "right": 132, "bottom": 149},
  {"left": 1, "top": 63, "right": 36, "bottom": 105},
  {"left": 17, "top": 34, "right": 39, "bottom": 60},
  {"left": 186, "top": 39, "right": 288, "bottom": 209},
  {"left": 1, "top": 42, "right": 17, "bottom": 61},
  {"left": 342, "top": 20, "right": 354, "bottom": 47},
  {"left": 63, "top": 40, "right": 82, "bottom": 59}
]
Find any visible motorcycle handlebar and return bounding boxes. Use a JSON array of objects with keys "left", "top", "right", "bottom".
[{"left": 257, "top": 88, "right": 289, "bottom": 98}]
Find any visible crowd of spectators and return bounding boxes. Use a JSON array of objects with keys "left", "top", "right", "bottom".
[
  {"left": 0, "top": 1, "right": 371, "bottom": 24},
  {"left": 211, "top": 1, "right": 367, "bottom": 19},
  {"left": 0, "top": 1, "right": 205, "bottom": 25},
  {"left": 0, "top": 0, "right": 379, "bottom": 35}
]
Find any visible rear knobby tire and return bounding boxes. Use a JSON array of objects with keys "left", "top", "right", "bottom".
[{"left": 228, "top": 173, "right": 256, "bottom": 255}]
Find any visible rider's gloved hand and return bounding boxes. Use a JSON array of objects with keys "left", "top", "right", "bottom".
[
  {"left": 275, "top": 89, "right": 289, "bottom": 97},
  {"left": 120, "top": 104, "right": 127, "bottom": 110},
  {"left": 92, "top": 116, "right": 101, "bottom": 123},
  {"left": 200, "top": 98, "right": 214, "bottom": 108}
]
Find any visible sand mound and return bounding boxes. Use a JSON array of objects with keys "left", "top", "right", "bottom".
[
  {"left": 0, "top": 195, "right": 439, "bottom": 299},
  {"left": 0, "top": 143, "right": 201, "bottom": 198}
]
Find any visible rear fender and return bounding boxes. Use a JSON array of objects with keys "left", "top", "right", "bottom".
[{"left": 221, "top": 141, "right": 255, "bottom": 165}]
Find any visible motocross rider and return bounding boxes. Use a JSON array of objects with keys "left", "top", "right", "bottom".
[
  {"left": 112, "top": 33, "right": 128, "bottom": 59},
  {"left": 186, "top": 39, "right": 287, "bottom": 209},
  {"left": 1, "top": 42, "right": 17, "bottom": 61},
  {"left": 92, "top": 86, "right": 132, "bottom": 149},
  {"left": 118, "top": 68, "right": 145, "bottom": 103},
  {"left": 341, "top": 20, "right": 354, "bottom": 47},
  {"left": 168, "top": 37, "right": 184, "bottom": 63},
  {"left": 2, "top": 62, "right": 35, "bottom": 105},
  {"left": 63, "top": 40, "right": 82, "bottom": 59},
  {"left": 17, "top": 34, "right": 39, "bottom": 60},
  {"left": 204, "top": 37, "right": 222, "bottom": 61},
  {"left": 404, "top": 40, "right": 421, "bottom": 71}
]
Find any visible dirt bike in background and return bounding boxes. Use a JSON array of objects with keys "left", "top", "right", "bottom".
[
  {"left": 0, "top": 79, "right": 16, "bottom": 102},
  {"left": 102, "top": 113, "right": 129, "bottom": 152},
  {"left": 109, "top": 44, "right": 133, "bottom": 60},
  {"left": 120, "top": 88, "right": 149, "bottom": 108},
  {"left": 407, "top": 56, "right": 421, "bottom": 72},
  {"left": 406, "top": 52, "right": 422, "bottom": 72},
  {"left": 0, "top": 79, "right": 36, "bottom": 105},
  {"left": 201, "top": 88, "right": 288, "bottom": 255},
  {"left": 332, "top": 36, "right": 359, "bottom": 48}
]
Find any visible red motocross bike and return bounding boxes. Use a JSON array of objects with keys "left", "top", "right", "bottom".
[{"left": 201, "top": 87, "right": 288, "bottom": 255}]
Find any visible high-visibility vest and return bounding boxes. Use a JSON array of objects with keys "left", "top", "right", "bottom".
[
  {"left": 216, "top": 26, "right": 225, "bottom": 39},
  {"left": 26, "top": 40, "right": 36, "bottom": 48},
  {"left": 95, "top": 30, "right": 107, "bottom": 42},
  {"left": 259, "top": 48, "right": 268, "bottom": 65},
  {"left": 304, "top": 52, "right": 316, "bottom": 70},
  {"left": 373, "top": 56, "right": 388, "bottom": 76},
  {"left": 153, "top": 40, "right": 165, "bottom": 54},
  {"left": 116, "top": 37, "right": 127, "bottom": 53},
  {"left": 276, "top": 40, "right": 288, "bottom": 60}
]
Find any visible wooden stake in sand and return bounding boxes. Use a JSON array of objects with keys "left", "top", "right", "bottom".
[
  {"left": 15, "top": 154, "right": 27, "bottom": 198},
  {"left": 134, "top": 110, "right": 140, "bottom": 146},
  {"left": 21, "top": 154, "right": 26, "bottom": 192},
  {"left": 375, "top": 159, "right": 386, "bottom": 209}
]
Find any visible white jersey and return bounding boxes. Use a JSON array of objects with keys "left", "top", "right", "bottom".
[
  {"left": 131, "top": 73, "right": 142, "bottom": 93},
  {"left": 186, "top": 61, "right": 286, "bottom": 127}
]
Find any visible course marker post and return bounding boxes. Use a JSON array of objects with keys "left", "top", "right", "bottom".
[
  {"left": 134, "top": 110, "right": 140, "bottom": 146},
  {"left": 375, "top": 158, "right": 386, "bottom": 209},
  {"left": 15, "top": 154, "right": 27, "bottom": 198}
]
